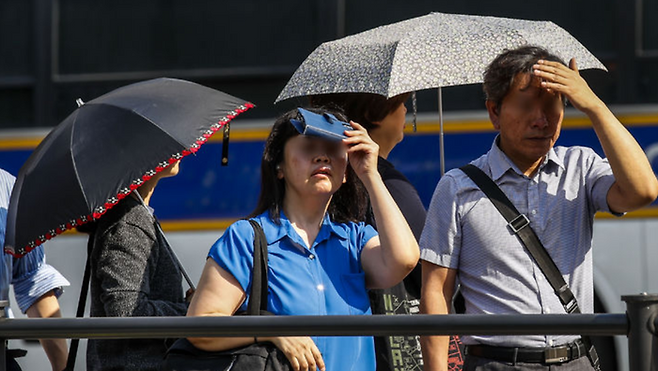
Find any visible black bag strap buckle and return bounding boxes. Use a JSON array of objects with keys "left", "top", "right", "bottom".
[
  {"left": 508, "top": 214, "right": 530, "bottom": 233},
  {"left": 565, "top": 298, "right": 579, "bottom": 314},
  {"left": 557, "top": 285, "right": 579, "bottom": 314}
]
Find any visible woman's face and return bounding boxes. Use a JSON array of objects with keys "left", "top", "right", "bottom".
[
  {"left": 373, "top": 101, "right": 408, "bottom": 147},
  {"left": 277, "top": 135, "right": 348, "bottom": 198},
  {"left": 159, "top": 159, "right": 181, "bottom": 179}
]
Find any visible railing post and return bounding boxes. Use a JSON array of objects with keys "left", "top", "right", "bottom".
[
  {"left": 622, "top": 293, "right": 658, "bottom": 371},
  {"left": 1, "top": 300, "right": 8, "bottom": 371}
]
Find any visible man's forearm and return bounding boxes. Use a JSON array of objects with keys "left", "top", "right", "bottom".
[
  {"left": 421, "top": 335, "right": 450, "bottom": 371},
  {"left": 588, "top": 104, "right": 658, "bottom": 211},
  {"left": 26, "top": 291, "right": 68, "bottom": 371},
  {"left": 420, "top": 262, "right": 456, "bottom": 371},
  {"left": 39, "top": 338, "right": 68, "bottom": 371}
]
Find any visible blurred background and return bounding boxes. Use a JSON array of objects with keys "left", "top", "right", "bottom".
[
  {"left": 1, "top": 0, "right": 657, "bottom": 129},
  {"left": 2, "top": 1, "right": 658, "bottom": 370}
]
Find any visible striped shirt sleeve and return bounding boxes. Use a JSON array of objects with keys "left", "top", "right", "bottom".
[
  {"left": 12, "top": 244, "right": 70, "bottom": 313},
  {"left": 1, "top": 168, "right": 69, "bottom": 314}
]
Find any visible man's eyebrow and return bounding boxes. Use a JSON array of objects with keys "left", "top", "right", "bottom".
[
  {"left": 514, "top": 91, "right": 536, "bottom": 101},
  {"left": 518, "top": 84, "right": 532, "bottom": 93}
]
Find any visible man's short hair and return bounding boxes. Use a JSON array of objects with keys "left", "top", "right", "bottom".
[{"left": 483, "top": 45, "right": 567, "bottom": 110}]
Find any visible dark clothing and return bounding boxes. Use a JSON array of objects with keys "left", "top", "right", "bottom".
[
  {"left": 367, "top": 157, "right": 427, "bottom": 240},
  {"left": 87, "top": 196, "right": 187, "bottom": 371},
  {"left": 6, "top": 357, "right": 21, "bottom": 371},
  {"left": 464, "top": 354, "right": 593, "bottom": 371},
  {"left": 6, "top": 348, "right": 25, "bottom": 371},
  {"left": 465, "top": 340, "right": 588, "bottom": 365},
  {"left": 366, "top": 157, "right": 426, "bottom": 371},
  {"left": 366, "top": 157, "right": 425, "bottom": 295}
]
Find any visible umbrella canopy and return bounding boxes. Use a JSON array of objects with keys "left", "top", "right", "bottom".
[
  {"left": 276, "top": 12, "right": 606, "bottom": 102},
  {"left": 5, "top": 78, "right": 254, "bottom": 257}
]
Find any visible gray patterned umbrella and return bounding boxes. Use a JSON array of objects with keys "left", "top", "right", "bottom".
[
  {"left": 276, "top": 12, "right": 606, "bottom": 174},
  {"left": 276, "top": 12, "right": 606, "bottom": 102}
]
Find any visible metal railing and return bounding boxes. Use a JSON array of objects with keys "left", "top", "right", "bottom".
[{"left": 1, "top": 293, "right": 656, "bottom": 370}]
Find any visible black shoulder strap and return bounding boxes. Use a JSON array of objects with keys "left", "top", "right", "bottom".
[
  {"left": 460, "top": 164, "right": 579, "bottom": 313},
  {"left": 155, "top": 220, "right": 196, "bottom": 291},
  {"left": 246, "top": 219, "right": 269, "bottom": 315},
  {"left": 460, "top": 164, "right": 601, "bottom": 370},
  {"left": 63, "top": 234, "right": 94, "bottom": 371}
]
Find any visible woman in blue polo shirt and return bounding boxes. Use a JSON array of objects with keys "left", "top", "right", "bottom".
[{"left": 187, "top": 107, "right": 419, "bottom": 371}]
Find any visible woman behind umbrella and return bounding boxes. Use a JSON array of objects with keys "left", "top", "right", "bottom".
[
  {"left": 187, "top": 107, "right": 419, "bottom": 371},
  {"left": 309, "top": 93, "right": 432, "bottom": 371},
  {"left": 86, "top": 160, "right": 190, "bottom": 371}
]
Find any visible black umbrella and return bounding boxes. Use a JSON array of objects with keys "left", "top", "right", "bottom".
[{"left": 5, "top": 77, "right": 254, "bottom": 257}]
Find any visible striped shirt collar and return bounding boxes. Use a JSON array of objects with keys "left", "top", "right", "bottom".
[{"left": 487, "top": 135, "right": 565, "bottom": 181}]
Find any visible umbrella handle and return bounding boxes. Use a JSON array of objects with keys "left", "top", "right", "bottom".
[{"left": 438, "top": 87, "right": 445, "bottom": 176}]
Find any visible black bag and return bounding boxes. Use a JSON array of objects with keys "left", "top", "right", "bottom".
[
  {"left": 160, "top": 219, "right": 293, "bottom": 371},
  {"left": 161, "top": 338, "right": 291, "bottom": 371}
]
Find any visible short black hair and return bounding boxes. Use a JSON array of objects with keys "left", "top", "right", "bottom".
[{"left": 483, "top": 45, "right": 567, "bottom": 110}]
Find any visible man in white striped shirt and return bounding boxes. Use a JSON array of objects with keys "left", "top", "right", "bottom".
[
  {"left": 1, "top": 168, "right": 69, "bottom": 371},
  {"left": 419, "top": 46, "right": 658, "bottom": 371}
]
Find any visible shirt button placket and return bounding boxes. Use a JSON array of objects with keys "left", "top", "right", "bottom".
[
  {"left": 529, "top": 177, "right": 549, "bottom": 345},
  {"left": 527, "top": 180, "right": 540, "bottom": 226},
  {"left": 307, "top": 251, "right": 325, "bottom": 313}
]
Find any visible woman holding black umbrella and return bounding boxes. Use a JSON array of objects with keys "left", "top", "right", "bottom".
[
  {"left": 86, "top": 159, "right": 191, "bottom": 371},
  {"left": 186, "top": 107, "right": 419, "bottom": 371}
]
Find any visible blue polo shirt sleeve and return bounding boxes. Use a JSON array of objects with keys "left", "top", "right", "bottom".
[
  {"left": 207, "top": 220, "right": 255, "bottom": 295},
  {"left": 12, "top": 245, "right": 70, "bottom": 313},
  {"left": 357, "top": 222, "right": 378, "bottom": 258}
]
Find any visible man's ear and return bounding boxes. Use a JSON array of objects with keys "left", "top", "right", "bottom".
[{"left": 486, "top": 100, "right": 501, "bottom": 130}]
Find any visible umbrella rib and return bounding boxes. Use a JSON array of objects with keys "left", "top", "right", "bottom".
[
  {"left": 68, "top": 109, "right": 92, "bottom": 212},
  {"left": 69, "top": 103, "right": 192, "bottom": 213},
  {"left": 92, "top": 102, "right": 192, "bottom": 148},
  {"left": 386, "top": 41, "right": 403, "bottom": 96}
]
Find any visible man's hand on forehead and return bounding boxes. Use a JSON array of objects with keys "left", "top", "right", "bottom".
[{"left": 531, "top": 58, "right": 601, "bottom": 113}]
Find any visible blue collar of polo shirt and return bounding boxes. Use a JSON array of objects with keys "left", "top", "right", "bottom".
[
  {"left": 315, "top": 214, "right": 350, "bottom": 245},
  {"left": 256, "top": 211, "right": 349, "bottom": 249},
  {"left": 487, "top": 136, "right": 564, "bottom": 181}
]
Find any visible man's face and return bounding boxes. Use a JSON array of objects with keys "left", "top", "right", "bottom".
[{"left": 487, "top": 72, "right": 564, "bottom": 170}]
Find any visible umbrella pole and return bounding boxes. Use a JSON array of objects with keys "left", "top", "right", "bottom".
[
  {"left": 155, "top": 221, "right": 197, "bottom": 291},
  {"left": 438, "top": 87, "right": 445, "bottom": 176},
  {"left": 133, "top": 191, "right": 197, "bottom": 291}
]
